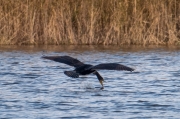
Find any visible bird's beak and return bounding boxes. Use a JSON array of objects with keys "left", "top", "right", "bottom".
[
  {"left": 93, "top": 71, "right": 104, "bottom": 89},
  {"left": 99, "top": 79, "right": 104, "bottom": 88}
]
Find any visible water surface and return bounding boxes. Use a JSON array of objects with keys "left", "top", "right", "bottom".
[{"left": 0, "top": 45, "right": 180, "bottom": 119}]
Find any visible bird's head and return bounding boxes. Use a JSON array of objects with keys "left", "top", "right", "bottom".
[{"left": 99, "top": 78, "right": 104, "bottom": 88}]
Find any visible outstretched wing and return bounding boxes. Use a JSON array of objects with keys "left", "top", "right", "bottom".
[
  {"left": 91, "top": 63, "right": 134, "bottom": 72},
  {"left": 42, "top": 56, "right": 84, "bottom": 67}
]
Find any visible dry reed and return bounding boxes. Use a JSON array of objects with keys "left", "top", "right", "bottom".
[{"left": 0, "top": 0, "right": 180, "bottom": 45}]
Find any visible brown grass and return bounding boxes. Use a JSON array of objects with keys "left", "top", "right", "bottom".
[{"left": 0, "top": 0, "right": 180, "bottom": 45}]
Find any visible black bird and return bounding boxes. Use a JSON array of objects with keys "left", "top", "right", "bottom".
[{"left": 42, "top": 56, "right": 134, "bottom": 89}]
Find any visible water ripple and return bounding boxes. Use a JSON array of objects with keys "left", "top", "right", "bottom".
[{"left": 0, "top": 46, "right": 180, "bottom": 119}]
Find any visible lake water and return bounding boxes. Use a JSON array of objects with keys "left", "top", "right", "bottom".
[{"left": 0, "top": 45, "right": 180, "bottom": 119}]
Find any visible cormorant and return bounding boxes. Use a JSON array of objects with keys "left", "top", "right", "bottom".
[{"left": 42, "top": 56, "right": 134, "bottom": 89}]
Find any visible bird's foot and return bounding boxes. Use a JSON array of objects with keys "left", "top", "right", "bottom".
[{"left": 100, "top": 87, "right": 104, "bottom": 90}]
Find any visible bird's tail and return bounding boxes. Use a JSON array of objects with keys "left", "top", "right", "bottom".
[{"left": 64, "top": 71, "right": 79, "bottom": 78}]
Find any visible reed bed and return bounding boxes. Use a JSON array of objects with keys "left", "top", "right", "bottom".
[{"left": 0, "top": 0, "right": 180, "bottom": 45}]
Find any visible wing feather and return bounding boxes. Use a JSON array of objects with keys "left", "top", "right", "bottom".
[
  {"left": 91, "top": 63, "right": 134, "bottom": 71},
  {"left": 42, "top": 56, "right": 84, "bottom": 67}
]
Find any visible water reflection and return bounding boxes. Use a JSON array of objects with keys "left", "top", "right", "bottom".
[{"left": 0, "top": 45, "right": 180, "bottom": 119}]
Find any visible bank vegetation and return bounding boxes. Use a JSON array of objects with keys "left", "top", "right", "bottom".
[{"left": 0, "top": 0, "right": 180, "bottom": 45}]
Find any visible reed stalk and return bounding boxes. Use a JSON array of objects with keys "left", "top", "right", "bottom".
[{"left": 0, "top": 0, "right": 179, "bottom": 45}]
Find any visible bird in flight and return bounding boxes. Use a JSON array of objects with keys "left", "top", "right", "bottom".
[{"left": 42, "top": 56, "right": 134, "bottom": 89}]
